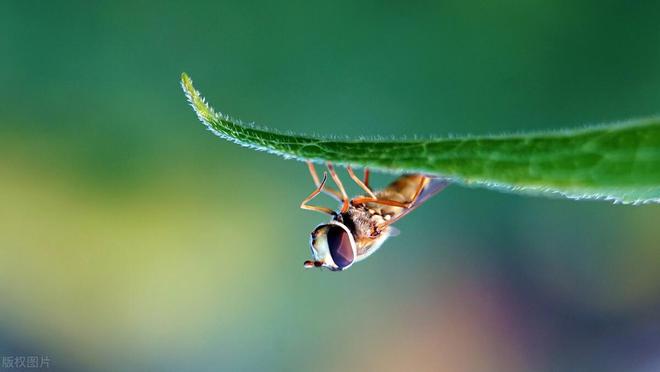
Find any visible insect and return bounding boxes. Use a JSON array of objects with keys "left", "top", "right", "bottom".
[{"left": 301, "top": 161, "right": 449, "bottom": 271}]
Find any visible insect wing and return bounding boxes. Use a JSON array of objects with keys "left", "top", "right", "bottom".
[
  {"left": 390, "top": 177, "right": 449, "bottom": 221},
  {"left": 417, "top": 177, "right": 450, "bottom": 205}
]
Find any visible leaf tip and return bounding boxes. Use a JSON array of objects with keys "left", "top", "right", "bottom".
[{"left": 180, "top": 72, "right": 216, "bottom": 126}]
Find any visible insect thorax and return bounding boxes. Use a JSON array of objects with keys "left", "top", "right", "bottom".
[{"left": 339, "top": 204, "right": 384, "bottom": 234}]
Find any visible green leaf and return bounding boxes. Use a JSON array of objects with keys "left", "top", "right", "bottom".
[{"left": 181, "top": 73, "right": 660, "bottom": 205}]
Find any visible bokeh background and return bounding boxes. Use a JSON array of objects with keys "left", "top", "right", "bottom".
[{"left": 2, "top": 1, "right": 660, "bottom": 371}]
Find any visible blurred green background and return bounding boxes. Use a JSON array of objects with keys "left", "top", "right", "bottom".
[{"left": 2, "top": 1, "right": 660, "bottom": 371}]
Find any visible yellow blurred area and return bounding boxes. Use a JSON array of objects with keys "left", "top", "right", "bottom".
[{"left": 0, "top": 147, "right": 284, "bottom": 367}]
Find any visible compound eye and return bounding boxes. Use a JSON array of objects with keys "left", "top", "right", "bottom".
[{"left": 326, "top": 225, "right": 355, "bottom": 269}]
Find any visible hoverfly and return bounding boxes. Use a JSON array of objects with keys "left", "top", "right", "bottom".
[{"left": 301, "top": 162, "right": 449, "bottom": 271}]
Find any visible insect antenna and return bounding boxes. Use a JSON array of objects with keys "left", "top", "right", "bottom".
[{"left": 303, "top": 260, "right": 323, "bottom": 268}]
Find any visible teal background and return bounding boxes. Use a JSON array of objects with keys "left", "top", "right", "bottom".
[{"left": 1, "top": 1, "right": 660, "bottom": 371}]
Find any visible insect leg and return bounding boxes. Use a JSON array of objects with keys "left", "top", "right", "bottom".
[
  {"left": 347, "top": 166, "right": 376, "bottom": 198},
  {"left": 351, "top": 177, "right": 429, "bottom": 209},
  {"left": 350, "top": 197, "right": 410, "bottom": 208},
  {"left": 307, "top": 161, "right": 343, "bottom": 201},
  {"left": 326, "top": 163, "right": 350, "bottom": 213},
  {"left": 363, "top": 168, "right": 370, "bottom": 189},
  {"left": 300, "top": 171, "right": 336, "bottom": 215}
]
